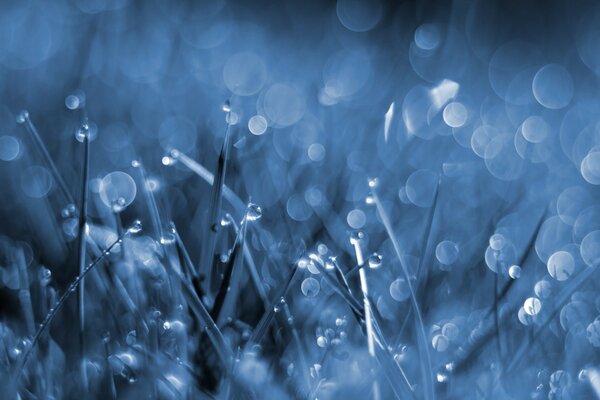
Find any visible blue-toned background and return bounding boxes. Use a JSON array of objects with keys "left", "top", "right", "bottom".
[{"left": 1, "top": 0, "right": 600, "bottom": 399}]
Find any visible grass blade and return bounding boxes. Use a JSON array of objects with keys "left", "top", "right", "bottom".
[
  {"left": 370, "top": 187, "right": 435, "bottom": 400},
  {"left": 197, "top": 116, "right": 234, "bottom": 295}
]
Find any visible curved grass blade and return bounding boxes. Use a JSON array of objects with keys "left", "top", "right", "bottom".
[{"left": 12, "top": 225, "right": 133, "bottom": 388}]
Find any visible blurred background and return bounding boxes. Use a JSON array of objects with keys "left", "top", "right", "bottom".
[{"left": 2, "top": 0, "right": 600, "bottom": 398}]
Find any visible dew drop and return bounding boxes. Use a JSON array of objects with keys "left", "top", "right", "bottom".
[
  {"left": 349, "top": 231, "right": 365, "bottom": 244},
  {"left": 246, "top": 203, "right": 262, "bottom": 222},
  {"left": 16, "top": 110, "right": 29, "bottom": 124},
  {"left": 127, "top": 220, "right": 143, "bottom": 234},
  {"left": 39, "top": 267, "right": 52, "bottom": 286},
  {"left": 316, "top": 335, "right": 328, "bottom": 348},
  {"left": 222, "top": 100, "right": 231, "bottom": 113},
  {"left": 367, "top": 253, "right": 382, "bottom": 269}
]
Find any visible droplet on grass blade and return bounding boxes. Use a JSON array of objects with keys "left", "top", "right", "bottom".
[
  {"left": 367, "top": 253, "right": 382, "bottom": 269},
  {"left": 127, "top": 220, "right": 142, "bottom": 234},
  {"left": 349, "top": 230, "right": 365, "bottom": 245},
  {"left": 246, "top": 203, "right": 262, "bottom": 221},
  {"left": 16, "top": 110, "right": 29, "bottom": 124}
]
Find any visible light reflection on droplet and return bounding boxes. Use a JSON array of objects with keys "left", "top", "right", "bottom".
[
  {"left": 532, "top": 64, "right": 574, "bottom": 109},
  {"left": 436, "top": 240, "right": 459, "bottom": 266},
  {"left": 20, "top": 166, "right": 53, "bottom": 198},
  {"left": 0, "top": 136, "right": 20, "bottom": 161},
  {"left": 346, "top": 209, "right": 366, "bottom": 229},
  {"left": 248, "top": 115, "right": 268, "bottom": 136},
  {"left": 301, "top": 277, "right": 320, "bottom": 297},
  {"left": 443, "top": 102, "right": 468, "bottom": 128}
]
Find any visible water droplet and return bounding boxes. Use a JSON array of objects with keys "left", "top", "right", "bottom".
[
  {"left": 509, "top": 265, "right": 521, "bottom": 279},
  {"left": 100, "top": 171, "right": 137, "bottom": 214},
  {"left": 61, "top": 205, "right": 73, "bottom": 218},
  {"left": 317, "top": 243, "right": 328, "bottom": 255},
  {"left": 160, "top": 233, "right": 175, "bottom": 245},
  {"left": 367, "top": 253, "right": 383, "bottom": 269},
  {"left": 220, "top": 215, "right": 232, "bottom": 227},
  {"left": 442, "top": 322, "right": 459, "bottom": 341},
  {"left": 436, "top": 240, "right": 459, "bottom": 266},
  {"left": 365, "top": 194, "right": 375, "bottom": 205},
  {"left": 489, "top": 233, "right": 506, "bottom": 251},
  {"left": 131, "top": 160, "right": 140, "bottom": 168},
  {"left": 246, "top": 203, "right": 262, "bottom": 221},
  {"left": 432, "top": 334, "right": 449, "bottom": 352},
  {"left": 16, "top": 110, "right": 29, "bottom": 124},
  {"left": 287, "top": 363, "right": 294, "bottom": 376},
  {"left": 126, "top": 330, "right": 137, "bottom": 346},
  {"left": 325, "top": 256, "right": 336, "bottom": 271},
  {"left": 349, "top": 231, "right": 365, "bottom": 244},
  {"left": 368, "top": 178, "right": 379, "bottom": 188},
  {"left": 316, "top": 335, "right": 328, "bottom": 347},
  {"left": 39, "top": 267, "right": 52, "bottom": 286},
  {"left": 524, "top": 297, "right": 542, "bottom": 316},
  {"left": 65, "top": 95, "right": 80, "bottom": 110},
  {"left": 101, "top": 330, "right": 111, "bottom": 343},
  {"left": 128, "top": 220, "right": 142, "bottom": 234},
  {"left": 549, "top": 370, "right": 571, "bottom": 391},
  {"left": 346, "top": 209, "right": 366, "bottom": 229},
  {"left": 547, "top": 251, "right": 574, "bottom": 281},
  {"left": 301, "top": 277, "right": 320, "bottom": 297},
  {"left": 0, "top": 135, "right": 21, "bottom": 161},
  {"left": 75, "top": 123, "right": 90, "bottom": 142},
  {"left": 222, "top": 100, "right": 231, "bottom": 113},
  {"left": 248, "top": 115, "right": 268, "bottom": 135}
]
